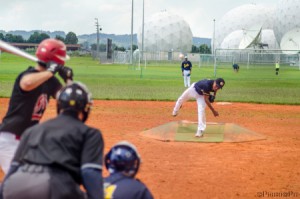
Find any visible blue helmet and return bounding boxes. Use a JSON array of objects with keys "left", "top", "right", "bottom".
[{"left": 105, "top": 141, "right": 141, "bottom": 177}]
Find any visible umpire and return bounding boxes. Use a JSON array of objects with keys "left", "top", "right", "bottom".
[{"left": 0, "top": 82, "right": 104, "bottom": 199}]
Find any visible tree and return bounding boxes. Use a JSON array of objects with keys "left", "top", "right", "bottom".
[
  {"left": 14, "top": 35, "right": 25, "bottom": 43},
  {"left": 0, "top": 33, "right": 4, "bottom": 40},
  {"left": 91, "top": 43, "right": 97, "bottom": 51},
  {"left": 39, "top": 33, "right": 50, "bottom": 42},
  {"left": 191, "top": 45, "right": 199, "bottom": 53},
  {"left": 199, "top": 44, "right": 211, "bottom": 54},
  {"left": 65, "top": 32, "right": 78, "bottom": 44},
  {"left": 114, "top": 45, "right": 126, "bottom": 52},
  {"left": 27, "top": 32, "right": 50, "bottom": 43},
  {"left": 99, "top": 43, "right": 106, "bottom": 52},
  {"left": 55, "top": 35, "right": 65, "bottom": 42},
  {"left": 127, "top": 44, "right": 138, "bottom": 51},
  {"left": 0, "top": 33, "right": 24, "bottom": 43}
]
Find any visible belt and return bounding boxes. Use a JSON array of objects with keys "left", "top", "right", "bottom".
[{"left": 20, "top": 164, "right": 51, "bottom": 173}]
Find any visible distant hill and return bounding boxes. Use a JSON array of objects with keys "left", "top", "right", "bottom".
[
  {"left": 0, "top": 30, "right": 66, "bottom": 40},
  {"left": 0, "top": 30, "right": 211, "bottom": 48},
  {"left": 78, "top": 33, "right": 137, "bottom": 49},
  {"left": 193, "top": 37, "right": 211, "bottom": 47}
]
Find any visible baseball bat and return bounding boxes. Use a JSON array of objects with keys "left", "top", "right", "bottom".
[
  {"left": 0, "top": 40, "right": 73, "bottom": 84},
  {"left": 0, "top": 40, "right": 39, "bottom": 63}
]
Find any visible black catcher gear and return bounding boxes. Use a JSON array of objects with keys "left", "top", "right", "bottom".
[{"left": 57, "top": 82, "right": 92, "bottom": 122}]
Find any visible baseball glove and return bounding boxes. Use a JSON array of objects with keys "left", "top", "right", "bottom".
[{"left": 209, "top": 95, "right": 215, "bottom": 103}]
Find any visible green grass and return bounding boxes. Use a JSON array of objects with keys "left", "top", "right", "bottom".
[{"left": 0, "top": 52, "right": 300, "bottom": 104}]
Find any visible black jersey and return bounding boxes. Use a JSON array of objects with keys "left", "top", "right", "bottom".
[
  {"left": 194, "top": 79, "right": 214, "bottom": 96},
  {"left": 104, "top": 173, "right": 153, "bottom": 199},
  {"left": 0, "top": 66, "right": 62, "bottom": 136},
  {"left": 12, "top": 112, "right": 104, "bottom": 184}
]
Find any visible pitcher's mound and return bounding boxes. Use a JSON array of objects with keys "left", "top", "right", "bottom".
[{"left": 140, "top": 120, "right": 266, "bottom": 143}]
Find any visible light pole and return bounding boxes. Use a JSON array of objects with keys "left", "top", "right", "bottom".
[
  {"left": 130, "top": 0, "right": 134, "bottom": 66},
  {"left": 141, "top": 0, "right": 145, "bottom": 61},
  {"left": 212, "top": 19, "right": 216, "bottom": 56}
]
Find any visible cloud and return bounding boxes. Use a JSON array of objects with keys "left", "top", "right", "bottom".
[{"left": 0, "top": 0, "right": 276, "bottom": 37}]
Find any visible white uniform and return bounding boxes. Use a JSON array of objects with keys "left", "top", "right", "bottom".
[
  {"left": 183, "top": 70, "right": 191, "bottom": 88},
  {"left": 172, "top": 78, "right": 225, "bottom": 137},
  {"left": 181, "top": 57, "right": 192, "bottom": 88},
  {"left": 0, "top": 132, "right": 19, "bottom": 173},
  {"left": 173, "top": 83, "right": 206, "bottom": 132}
]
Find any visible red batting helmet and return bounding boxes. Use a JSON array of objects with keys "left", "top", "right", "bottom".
[{"left": 36, "top": 38, "right": 69, "bottom": 65}]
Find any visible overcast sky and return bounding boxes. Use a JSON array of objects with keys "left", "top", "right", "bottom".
[{"left": 0, "top": 0, "right": 276, "bottom": 38}]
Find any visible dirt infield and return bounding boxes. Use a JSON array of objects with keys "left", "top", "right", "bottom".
[{"left": 0, "top": 98, "right": 299, "bottom": 199}]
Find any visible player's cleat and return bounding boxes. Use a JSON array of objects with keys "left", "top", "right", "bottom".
[
  {"left": 172, "top": 110, "right": 178, "bottom": 117},
  {"left": 195, "top": 130, "right": 203, "bottom": 137},
  {"left": 172, "top": 105, "right": 182, "bottom": 117}
]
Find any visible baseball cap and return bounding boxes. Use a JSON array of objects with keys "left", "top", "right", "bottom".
[
  {"left": 215, "top": 78, "right": 225, "bottom": 89},
  {"left": 184, "top": 56, "right": 188, "bottom": 59}
]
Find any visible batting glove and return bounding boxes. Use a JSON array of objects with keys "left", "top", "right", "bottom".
[
  {"left": 46, "top": 62, "right": 62, "bottom": 75},
  {"left": 58, "top": 66, "right": 73, "bottom": 83}
]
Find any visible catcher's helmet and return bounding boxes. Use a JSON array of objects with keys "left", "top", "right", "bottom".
[
  {"left": 105, "top": 141, "right": 141, "bottom": 177},
  {"left": 36, "top": 38, "right": 69, "bottom": 65},
  {"left": 57, "top": 82, "right": 92, "bottom": 122}
]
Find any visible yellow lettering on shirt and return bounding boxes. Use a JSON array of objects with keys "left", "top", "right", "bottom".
[{"left": 105, "top": 184, "right": 117, "bottom": 199}]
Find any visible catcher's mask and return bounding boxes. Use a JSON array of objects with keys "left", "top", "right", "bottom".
[
  {"left": 105, "top": 141, "right": 141, "bottom": 178},
  {"left": 57, "top": 82, "right": 92, "bottom": 122},
  {"left": 36, "top": 38, "right": 70, "bottom": 66}
]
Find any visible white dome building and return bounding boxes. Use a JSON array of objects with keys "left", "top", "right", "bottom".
[
  {"left": 280, "top": 28, "right": 300, "bottom": 54},
  {"left": 220, "top": 30, "right": 243, "bottom": 49},
  {"left": 137, "top": 11, "right": 193, "bottom": 53},
  {"left": 273, "top": 0, "right": 300, "bottom": 51},
  {"left": 261, "top": 29, "right": 279, "bottom": 49},
  {"left": 214, "top": 4, "right": 275, "bottom": 49}
]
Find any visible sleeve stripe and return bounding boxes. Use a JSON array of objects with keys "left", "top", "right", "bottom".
[{"left": 81, "top": 163, "right": 102, "bottom": 170}]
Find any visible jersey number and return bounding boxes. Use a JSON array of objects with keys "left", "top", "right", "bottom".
[{"left": 105, "top": 185, "right": 117, "bottom": 199}]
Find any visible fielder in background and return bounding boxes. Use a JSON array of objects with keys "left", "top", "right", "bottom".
[
  {"left": 172, "top": 78, "right": 225, "bottom": 137},
  {"left": 0, "top": 82, "right": 104, "bottom": 199},
  {"left": 104, "top": 141, "right": 153, "bottom": 199},
  {"left": 232, "top": 63, "right": 240, "bottom": 73},
  {"left": 275, "top": 60, "right": 280, "bottom": 75},
  {"left": 0, "top": 38, "right": 73, "bottom": 175},
  {"left": 181, "top": 56, "right": 192, "bottom": 87}
]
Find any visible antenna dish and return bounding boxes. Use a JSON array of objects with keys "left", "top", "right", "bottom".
[
  {"left": 280, "top": 28, "right": 300, "bottom": 54},
  {"left": 221, "top": 30, "right": 243, "bottom": 49},
  {"left": 239, "top": 25, "right": 262, "bottom": 49}
]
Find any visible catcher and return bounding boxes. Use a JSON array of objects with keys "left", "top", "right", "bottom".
[
  {"left": 0, "top": 82, "right": 104, "bottom": 199},
  {"left": 172, "top": 78, "right": 225, "bottom": 137}
]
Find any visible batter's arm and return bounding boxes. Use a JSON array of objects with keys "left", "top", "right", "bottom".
[
  {"left": 204, "top": 95, "right": 219, "bottom": 117},
  {"left": 20, "top": 70, "right": 54, "bottom": 91}
]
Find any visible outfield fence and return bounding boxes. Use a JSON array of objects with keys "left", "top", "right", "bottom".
[{"left": 109, "top": 49, "right": 300, "bottom": 70}]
